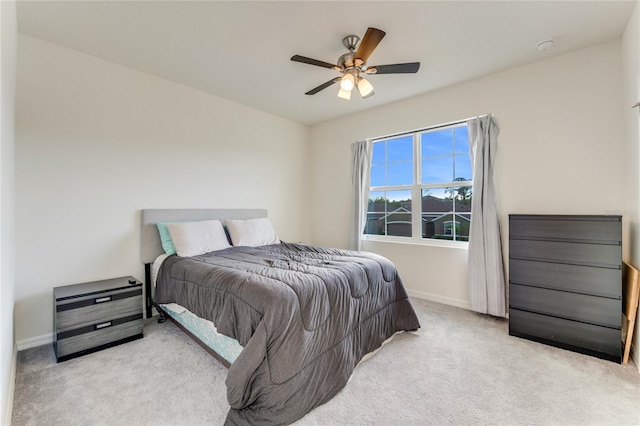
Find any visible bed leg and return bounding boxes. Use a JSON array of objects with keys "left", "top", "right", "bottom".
[
  {"left": 144, "top": 263, "right": 166, "bottom": 323},
  {"left": 144, "top": 263, "right": 153, "bottom": 319},
  {"left": 155, "top": 302, "right": 166, "bottom": 324}
]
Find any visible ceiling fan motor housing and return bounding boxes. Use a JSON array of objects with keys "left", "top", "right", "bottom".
[{"left": 338, "top": 52, "right": 356, "bottom": 69}]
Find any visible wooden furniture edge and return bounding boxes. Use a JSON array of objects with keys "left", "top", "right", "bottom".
[{"left": 622, "top": 261, "right": 640, "bottom": 364}]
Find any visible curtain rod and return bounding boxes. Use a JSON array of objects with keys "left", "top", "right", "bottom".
[{"left": 370, "top": 113, "right": 490, "bottom": 142}]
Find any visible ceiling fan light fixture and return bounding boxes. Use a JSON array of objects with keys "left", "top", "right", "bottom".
[
  {"left": 337, "top": 87, "right": 352, "bottom": 100},
  {"left": 357, "top": 77, "right": 375, "bottom": 98},
  {"left": 340, "top": 72, "right": 355, "bottom": 91}
]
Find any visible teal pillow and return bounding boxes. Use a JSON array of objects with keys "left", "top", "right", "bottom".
[{"left": 156, "top": 222, "right": 177, "bottom": 255}]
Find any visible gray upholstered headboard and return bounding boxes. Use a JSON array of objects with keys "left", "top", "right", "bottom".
[{"left": 140, "top": 208, "right": 268, "bottom": 264}]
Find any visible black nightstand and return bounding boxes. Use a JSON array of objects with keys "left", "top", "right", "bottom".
[{"left": 53, "top": 276, "right": 144, "bottom": 362}]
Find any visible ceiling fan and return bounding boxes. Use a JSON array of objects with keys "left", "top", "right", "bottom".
[{"left": 291, "top": 27, "right": 420, "bottom": 100}]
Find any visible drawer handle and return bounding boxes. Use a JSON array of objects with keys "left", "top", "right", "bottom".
[
  {"left": 94, "top": 296, "right": 112, "bottom": 304},
  {"left": 95, "top": 321, "right": 112, "bottom": 330}
]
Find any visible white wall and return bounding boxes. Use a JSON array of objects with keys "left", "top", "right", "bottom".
[
  {"left": 310, "top": 41, "right": 626, "bottom": 309},
  {"left": 15, "top": 34, "right": 311, "bottom": 344},
  {"left": 1, "top": 1, "right": 17, "bottom": 423},
  {"left": 622, "top": 0, "right": 640, "bottom": 371}
]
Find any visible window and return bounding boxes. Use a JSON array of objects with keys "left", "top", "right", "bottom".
[{"left": 365, "top": 123, "right": 472, "bottom": 243}]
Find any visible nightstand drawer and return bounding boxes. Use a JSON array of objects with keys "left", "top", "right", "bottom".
[
  {"left": 56, "top": 288, "right": 142, "bottom": 329},
  {"left": 56, "top": 315, "right": 143, "bottom": 358},
  {"left": 54, "top": 276, "right": 143, "bottom": 362}
]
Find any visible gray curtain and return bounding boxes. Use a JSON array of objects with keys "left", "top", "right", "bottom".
[
  {"left": 351, "top": 139, "right": 372, "bottom": 251},
  {"left": 467, "top": 116, "right": 506, "bottom": 317}
]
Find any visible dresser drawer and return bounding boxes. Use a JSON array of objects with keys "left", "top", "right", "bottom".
[
  {"left": 509, "top": 308, "right": 620, "bottom": 361},
  {"left": 509, "top": 259, "right": 621, "bottom": 298},
  {"left": 509, "top": 284, "right": 621, "bottom": 328},
  {"left": 56, "top": 288, "right": 142, "bottom": 329},
  {"left": 509, "top": 216, "right": 621, "bottom": 243},
  {"left": 509, "top": 239, "right": 621, "bottom": 269},
  {"left": 56, "top": 316, "right": 143, "bottom": 358}
]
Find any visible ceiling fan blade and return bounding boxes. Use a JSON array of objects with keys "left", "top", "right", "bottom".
[
  {"left": 305, "top": 78, "right": 341, "bottom": 95},
  {"left": 355, "top": 27, "right": 386, "bottom": 63},
  {"left": 369, "top": 62, "right": 421, "bottom": 74},
  {"left": 291, "top": 55, "right": 338, "bottom": 69}
]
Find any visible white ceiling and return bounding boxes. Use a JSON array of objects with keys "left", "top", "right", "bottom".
[{"left": 16, "top": 1, "right": 636, "bottom": 126}]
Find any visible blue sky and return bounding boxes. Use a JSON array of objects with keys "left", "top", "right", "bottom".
[{"left": 370, "top": 126, "right": 471, "bottom": 202}]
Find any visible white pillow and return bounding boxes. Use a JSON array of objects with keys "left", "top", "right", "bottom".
[
  {"left": 166, "top": 220, "right": 231, "bottom": 257},
  {"left": 225, "top": 218, "right": 280, "bottom": 247}
]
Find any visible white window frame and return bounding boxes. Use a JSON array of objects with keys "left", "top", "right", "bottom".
[{"left": 362, "top": 122, "right": 472, "bottom": 248}]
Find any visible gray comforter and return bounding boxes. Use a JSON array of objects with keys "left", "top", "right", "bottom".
[{"left": 155, "top": 242, "right": 420, "bottom": 425}]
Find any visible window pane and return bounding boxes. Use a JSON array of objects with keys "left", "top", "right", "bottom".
[
  {"left": 422, "top": 156, "right": 453, "bottom": 183},
  {"left": 421, "top": 187, "right": 472, "bottom": 241},
  {"left": 422, "top": 130, "right": 453, "bottom": 157},
  {"left": 387, "top": 212, "right": 412, "bottom": 236},
  {"left": 453, "top": 185, "right": 473, "bottom": 207},
  {"left": 370, "top": 164, "right": 385, "bottom": 187},
  {"left": 368, "top": 191, "right": 385, "bottom": 211},
  {"left": 443, "top": 216, "right": 457, "bottom": 237},
  {"left": 421, "top": 188, "right": 452, "bottom": 213},
  {"left": 385, "top": 190, "right": 412, "bottom": 237},
  {"left": 372, "top": 142, "right": 385, "bottom": 165},
  {"left": 387, "top": 136, "right": 413, "bottom": 162},
  {"left": 387, "top": 161, "right": 413, "bottom": 186},
  {"left": 421, "top": 188, "right": 452, "bottom": 240},
  {"left": 386, "top": 189, "right": 412, "bottom": 208},
  {"left": 366, "top": 191, "right": 385, "bottom": 235},
  {"left": 370, "top": 138, "right": 414, "bottom": 187},
  {"left": 454, "top": 155, "right": 473, "bottom": 180},
  {"left": 457, "top": 213, "right": 471, "bottom": 242},
  {"left": 454, "top": 127, "right": 469, "bottom": 153},
  {"left": 365, "top": 190, "right": 412, "bottom": 237}
]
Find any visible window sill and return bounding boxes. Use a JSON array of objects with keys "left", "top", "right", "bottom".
[{"left": 361, "top": 235, "right": 469, "bottom": 249}]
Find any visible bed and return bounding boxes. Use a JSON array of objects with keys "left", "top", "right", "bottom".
[{"left": 140, "top": 208, "right": 421, "bottom": 425}]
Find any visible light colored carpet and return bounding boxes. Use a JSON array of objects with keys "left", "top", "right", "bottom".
[{"left": 12, "top": 299, "right": 640, "bottom": 425}]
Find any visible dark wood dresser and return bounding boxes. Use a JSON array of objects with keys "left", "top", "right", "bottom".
[
  {"left": 508, "top": 214, "right": 622, "bottom": 362},
  {"left": 54, "top": 276, "right": 144, "bottom": 362}
]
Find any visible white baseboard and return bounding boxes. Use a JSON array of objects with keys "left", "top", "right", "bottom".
[
  {"left": 16, "top": 333, "right": 52, "bottom": 351},
  {"left": 407, "top": 289, "right": 471, "bottom": 311},
  {"left": 4, "top": 343, "right": 17, "bottom": 426}
]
